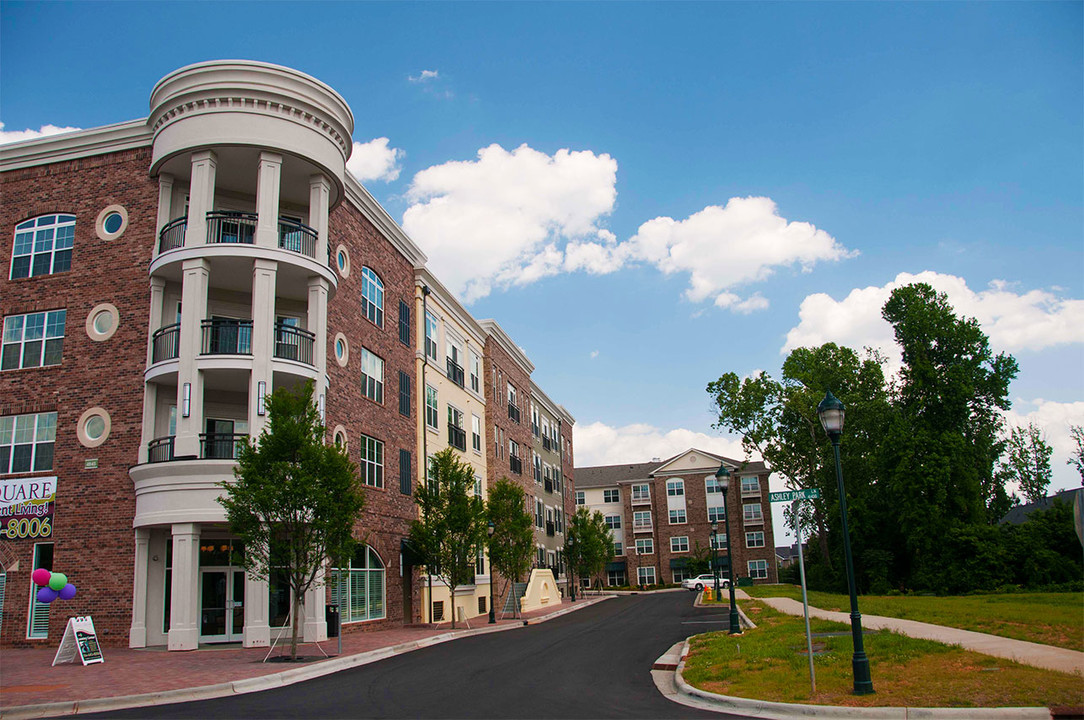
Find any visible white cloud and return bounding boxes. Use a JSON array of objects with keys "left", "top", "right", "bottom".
[
  {"left": 589, "top": 350, "right": 600, "bottom": 359},
  {"left": 409, "top": 70, "right": 440, "bottom": 83},
  {"left": 0, "top": 122, "right": 82, "bottom": 145},
  {"left": 573, "top": 421, "right": 753, "bottom": 467},
  {"left": 784, "top": 271, "right": 1084, "bottom": 373},
  {"left": 346, "top": 138, "right": 404, "bottom": 183},
  {"left": 625, "top": 196, "right": 853, "bottom": 312},
  {"left": 402, "top": 143, "right": 618, "bottom": 302},
  {"left": 1003, "top": 398, "right": 1084, "bottom": 492}
]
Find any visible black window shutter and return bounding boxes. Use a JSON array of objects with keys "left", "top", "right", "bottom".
[
  {"left": 398, "top": 370, "right": 410, "bottom": 416},
  {"left": 398, "top": 301, "right": 410, "bottom": 345},
  {"left": 399, "top": 449, "right": 412, "bottom": 495}
]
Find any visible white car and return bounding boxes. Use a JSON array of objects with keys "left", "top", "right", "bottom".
[{"left": 682, "top": 573, "right": 730, "bottom": 591}]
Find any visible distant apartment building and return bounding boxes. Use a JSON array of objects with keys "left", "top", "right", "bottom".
[
  {"left": 575, "top": 449, "right": 777, "bottom": 587},
  {"left": 528, "top": 381, "right": 574, "bottom": 582}
]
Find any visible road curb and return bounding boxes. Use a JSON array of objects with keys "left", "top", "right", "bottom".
[
  {"left": 692, "top": 590, "right": 757, "bottom": 629},
  {"left": 672, "top": 637, "right": 1052, "bottom": 720},
  {"left": 0, "top": 596, "right": 612, "bottom": 720}
]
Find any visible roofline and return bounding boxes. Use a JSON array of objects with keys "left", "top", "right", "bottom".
[
  {"left": 344, "top": 173, "right": 427, "bottom": 268},
  {"left": 415, "top": 267, "right": 486, "bottom": 346},
  {"left": 478, "top": 319, "right": 535, "bottom": 375},
  {"left": 0, "top": 119, "right": 152, "bottom": 172}
]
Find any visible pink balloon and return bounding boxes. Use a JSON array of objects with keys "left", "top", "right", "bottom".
[
  {"left": 32, "top": 568, "right": 51, "bottom": 587},
  {"left": 36, "top": 586, "right": 58, "bottom": 604},
  {"left": 58, "top": 583, "right": 77, "bottom": 601}
]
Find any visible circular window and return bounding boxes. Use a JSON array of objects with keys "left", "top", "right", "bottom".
[
  {"left": 77, "top": 407, "right": 111, "bottom": 448},
  {"left": 85, "top": 303, "right": 120, "bottom": 342},
  {"left": 95, "top": 204, "right": 128, "bottom": 241},
  {"left": 335, "top": 244, "right": 350, "bottom": 277},
  {"left": 332, "top": 425, "right": 348, "bottom": 451},
  {"left": 333, "top": 332, "right": 349, "bottom": 367}
]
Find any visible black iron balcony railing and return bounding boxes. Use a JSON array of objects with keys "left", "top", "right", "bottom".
[
  {"left": 207, "top": 211, "right": 257, "bottom": 245},
  {"left": 201, "top": 319, "right": 253, "bottom": 355},
  {"left": 278, "top": 218, "right": 318, "bottom": 258},
  {"left": 446, "top": 358, "right": 465, "bottom": 387},
  {"left": 151, "top": 323, "right": 180, "bottom": 363},
  {"left": 544, "top": 479, "right": 554, "bottom": 494},
  {"left": 448, "top": 424, "right": 467, "bottom": 451},
  {"left": 542, "top": 436, "right": 553, "bottom": 452},
  {"left": 147, "top": 436, "right": 175, "bottom": 463},
  {"left": 158, "top": 217, "right": 187, "bottom": 254},
  {"left": 546, "top": 521, "right": 556, "bottom": 537},
  {"left": 274, "top": 322, "right": 315, "bottom": 365},
  {"left": 508, "top": 402, "right": 521, "bottom": 424},
  {"left": 200, "top": 432, "right": 247, "bottom": 460},
  {"left": 509, "top": 455, "right": 523, "bottom": 475}
]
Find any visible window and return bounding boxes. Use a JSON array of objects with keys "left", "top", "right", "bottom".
[
  {"left": 477, "top": 596, "right": 487, "bottom": 614},
  {"left": 666, "top": 479, "right": 684, "bottom": 496},
  {"left": 668, "top": 509, "right": 687, "bottom": 525},
  {"left": 2, "top": 310, "right": 66, "bottom": 370},
  {"left": 631, "top": 484, "right": 650, "bottom": 503},
  {"left": 670, "top": 536, "right": 690, "bottom": 553},
  {"left": 604, "top": 515, "right": 621, "bottom": 530},
  {"left": 575, "top": 491, "right": 585, "bottom": 506},
  {"left": 398, "top": 371, "right": 410, "bottom": 416},
  {"left": 329, "top": 545, "right": 386, "bottom": 623},
  {"left": 11, "top": 215, "right": 75, "bottom": 279},
  {"left": 741, "top": 476, "right": 761, "bottom": 495},
  {"left": 534, "top": 453, "right": 542, "bottom": 483},
  {"left": 708, "top": 506, "right": 726, "bottom": 523},
  {"left": 635, "top": 538, "right": 654, "bottom": 555},
  {"left": 360, "top": 349, "right": 384, "bottom": 403},
  {"left": 532, "top": 408, "right": 540, "bottom": 437},
  {"left": 745, "top": 531, "right": 765, "bottom": 548},
  {"left": 424, "top": 311, "right": 438, "bottom": 361},
  {"left": 637, "top": 567, "right": 656, "bottom": 585},
  {"left": 447, "top": 405, "right": 466, "bottom": 451},
  {"left": 27, "top": 543, "right": 53, "bottom": 638},
  {"left": 471, "top": 414, "right": 481, "bottom": 452},
  {"left": 469, "top": 352, "right": 481, "bottom": 393},
  {"left": 360, "top": 435, "right": 384, "bottom": 488},
  {"left": 673, "top": 568, "right": 692, "bottom": 583},
  {"left": 748, "top": 559, "right": 768, "bottom": 580},
  {"left": 603, "top": 489, "right": 619, "bottom": 503},
  {"left": 743, "top": 503, "right": 763, "bottom": 523},
  {"left": 535, "top": 499, "right": 544, "bottom": 528},
  {"left": 474, "top": 473, "right": 483, "bottom": 499},
  {"left": 705, "top": 475, "right": 723, "bottom": 494},
  {"left": 510, "top": 440, "right": 519, "bottom": 459},
  {"left": 399, "top": 449, "right": 411, "bottom": 495},
  {"left": 1, "top": 412, "right": 56, "bottom": 473},
  {"left": 711, "top": 532, "right": 727, "bottom": 549},
  {"left": 633, "top": 510, "right": 651, "bottom": 530},
  {"left": 425, "top": 385, "right": 438, "bottom": 430},
  {"left": 607, "top": 569, "right": 626, "bottom": 587},
  {"left": 613, "top": 541, "right": 623, "bottom": 556},
  {"left": 361, "top": 267, "right": 384, "bottom": 327},
  {"left": 432, "top": 601, "right": 444, "bottom": 622},
  {"left": 398, "top": 301, "right": 410, "bottom": 346}
]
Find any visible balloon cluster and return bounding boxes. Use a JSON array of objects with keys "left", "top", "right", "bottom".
[{"left": 32, "top": 568, "right": 77, "bottom": 604}]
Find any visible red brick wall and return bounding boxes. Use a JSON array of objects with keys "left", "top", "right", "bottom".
[{"left": 0, "top": 147, "right": 158, "bottom": 646}]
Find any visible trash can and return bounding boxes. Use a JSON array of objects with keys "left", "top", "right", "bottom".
[{"left": 325, "top": 604, "right": 340, "bottom": 638}]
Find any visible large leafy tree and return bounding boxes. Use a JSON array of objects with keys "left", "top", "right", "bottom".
[
  {"left": 409, "top": 448, "right": 488, "bottom": 628},
  {"left": 1068, "top": 425, "right": 1084, "bottom": 485},
  {"left": 485, "top": 477, "right": 534, "bottom": 616},
  {"left": 564, "top": 508, "right": 613, "bottom": 590},
  {"left": 999, "top": 423, "right": 1053, "bottom": 504},
  {"left": 218, "top": 381, "right": 364, "bottom": 660}
]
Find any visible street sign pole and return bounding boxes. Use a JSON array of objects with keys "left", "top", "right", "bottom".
[{"left": 772, "top": 488, "right": 821, "bottom": 697}]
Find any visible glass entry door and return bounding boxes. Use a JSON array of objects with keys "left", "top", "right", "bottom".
[{"left": 199, "top": 568, "right": 245, "bottom": 642}]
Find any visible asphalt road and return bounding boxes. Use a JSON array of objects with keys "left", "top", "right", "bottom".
[{"left": 90, "top": 591, "right": 746, "bottom": 719}]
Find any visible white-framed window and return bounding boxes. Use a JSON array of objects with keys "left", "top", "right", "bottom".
[
  {"left": 668, "top": 509, "right": 687, "bottom": 525},
  {"left": 534, "top": 453, "right": 542, "bottom": 483},
  {"left": 360, "top": 267, "right": 384, "bottom": 327},
  {"left": 424, "top": 311, "right": 438, "bottom": 361},
  {"left": 535, "top": 498, "right": 544, "bottom": 528},
  {"left": 469, "top": 351, "right": 481, "bottom": 393},
  {"left": 666, "top": 479, "right": 684, "bottom": 496},
  {"left": 705, "top": 475, "right": 723, "bottom": 494},
  {"left": 607, "top": 569, "right": 626, "bottom": 586},
  {"left": 743, "top": 503, "right": 763, "bottom": 523},
  {"left": 708, "top": 506, "right": 726, "bottom": 523},
  {"left": 360, "top": 435, "right": 384, "bottom": 488},
  {"left": 673, "top": 568, "right": 693, "bottom": 583},
  {"left": 11, "top": 214, "right": 75, "bottom": 279},
  {"left": 637, "top": 566, "right": 656, "bottom": 585},
  {"left": 748, "top": 559, "right": 769, "bottom": 580},
  {"left": 575, "top": 490, "right": 585, "bottom": 506},
  {"left": 471, "top": 414, "right": 481, "bottom": 452},
  {"left": 329, "top": 545, "right": 386, "bottom": 623},
  {"left": 711, "top": 532, "right": 727, "bottom": 549},
  {"left": 631, "top": 484, "right": 650, "bottom": 502},
  {"left": 360, "top": 348, "right": 384, "bottom": 403},
  {"left": 670, "top": 536, "right": 690, "bottom": 553},
  {"left": 0, "top": 411, "right": 57, "bottom": 473},
  {"left": 741, "top": 476, "right": 760, "bottom": 495},
  {"left": 603, "top": 489, "right": 619, "bottom": 503},
  {"left": 613, "top": 541, "right": 623, "bottom": 556},
  {"left": 635, "top": 538, "right": 654, "bottom": 555},
  {"left": 633, "top": 510, "right": 651, "bottom": 530},
  {"left": 447, "top": 404, "right": 465, "bottom": 450},
  {"left": 604, "top": 515, "right": 621, "bottom": 530},
  {"left": 746, "top": 531, "right": 765, "bottom": 548},
  {"left": 2, "top": 310, "right": 66, "bottom": 370},
  {"left": 425, "top": 385, "right": 438, "bottom": 430}
]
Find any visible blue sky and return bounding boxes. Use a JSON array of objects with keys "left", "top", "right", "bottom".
[{"left": 3, "top": 3, "right": 1082, "bottom": 523}]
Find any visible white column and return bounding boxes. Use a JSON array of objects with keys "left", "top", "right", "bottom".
[
  {"left": 302, "top": 566, "right": 327, "bottom": 643},
  {"left": 184, "top": 151, "right": 217, "bottom": 247},
  {"left": 154, "top": 173, "right": 175, "bottom": 258},
  {"left": 128, "top": 528, "right": 151, "bottom": 648},
  {"left": 255, "top": 152, "right": 283, "bottom": 250},
  {"left": 243, "top": 572, "right": 270, "bottom": 648},
  {"left": 147, "top": 277, "right": 166, "bottom": 367},
  {"left": 307, "top": 276, "right": 329, "bottom": 400},
  {"left": 308, "top": 174, "right": 330, "bottom": 265},
  {"left": 175, "top": 259, "right": 210, "bottom": 458},
  {"left": 167, "top": 523, "right": 200, "bottom": 651},
  {"left": 249, "top": 259, "right": 277, "bottom": 439}
]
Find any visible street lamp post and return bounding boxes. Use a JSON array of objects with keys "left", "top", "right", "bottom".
[
  {"left": 715, "top": 464, "right": 742, "bottom": 635},
  {"left": 487, "top": 520, "right": 496, "bottom": 624},
  {"left": 818, "top": 390, "right": 874, "bottom": 695}
]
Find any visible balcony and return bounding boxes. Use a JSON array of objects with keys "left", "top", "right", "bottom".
[
  {"left": 542, "top": 436, "right": 553, "bottom": 452},
  {"left": 509, "top": 455, "right": 523, "bottom": 475},
  {"left": 158, "top": 217, "right": 187, "bottom": 254},
  {"left": 448, "top": 424, "right": 467, "bottom": 452},
  {"left": 446, "top": 357, "right": 465, "bottom": 387},
  {"left": 508, "top": 403, "right": 521, "bottom": 424},
  {"left": 546, "top": 521, "right": 555, "bottom": 537},
  {"left": 207, "top": 211, "right": 256, "bottom": 245},
  {"left": 201, "top": 319, "right": 253, "bottom": 355},
  {"left": 274, "top": 322, "right": 315, "bottom": 365},
  {"left": 544, "top": 478, "right": 553, "bottom": 494},
  {"left": 278, "top": 218, "right": 318, "bottom": 259},
  {"left": 151, "top": 323, "right": 180, "bottom": 363},
  {"left": 148, "top": 436, "right": 175, "bottom": 463},
  {"left": 633, "top": 522, "right": 653, "bottom": 533},
  {"left": 200, "top": 433, "right": 247, "bottom": 460}
]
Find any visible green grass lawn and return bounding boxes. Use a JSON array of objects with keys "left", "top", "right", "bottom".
[
  {"left": 683, "top": 599, "right": 1083, "bottom": 708},
  {"left": 742, "top": 585, "right": 1084, "bottom": 652}
]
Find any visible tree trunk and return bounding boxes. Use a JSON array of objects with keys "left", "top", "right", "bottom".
[{"left": 290, "top": 588, "right": 301, "bottom": 661}]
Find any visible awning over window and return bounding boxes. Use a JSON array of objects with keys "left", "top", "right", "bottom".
[
  {"left": 670, "top": 558, "right": 690, "bottom": 569},
  {"left": 606, "top": 561, "right": 627, "bottom": 572}
]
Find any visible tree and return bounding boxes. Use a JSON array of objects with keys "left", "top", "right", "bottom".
[
  {"left": 218, "top": 381, "right": 364, "bottom": 660},
  {"left": 999, "top": 423, "right": 1053, "bottom": 503},
  {"left": 565, "top": 508, "right": 613, "bottom": 590},
  {"left": 486, "top": 477, "right": 534, "bottom": 615},
  {"left": 409, "top": 448, "right": 488, "bottom": 628},
  {"left": 1068, "top": 425, "right": 1084, "bottom": 485}
]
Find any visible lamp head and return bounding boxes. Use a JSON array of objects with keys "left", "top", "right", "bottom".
[
  {"left": 714, "top": 463, "right": 731, "bottom": 492},
  {"left": 817, "top": 390, "right": 846, "bottom": 437},
  {"left": 487, "top": 520, "right": 495, "bottom": 537}
]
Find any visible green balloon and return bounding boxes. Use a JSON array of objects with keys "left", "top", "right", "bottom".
[{"left": 48, "top": 573, "right": 67, "bottom": 591}]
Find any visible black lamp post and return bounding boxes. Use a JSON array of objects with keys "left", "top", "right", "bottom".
[
  {"left": 818, "top": 390, "right": 874, "bottom": 695},
  {"left": 487, "top": 520, "right": 496, "bottom": 624},
  {"left": 715, "top": 464, "right": 742, "bottom": 635}
]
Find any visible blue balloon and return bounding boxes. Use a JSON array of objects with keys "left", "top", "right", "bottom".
[
  {"left": 59, "top": 583, "right": 77, "bottom": 601},
  {"left": 36, "top": 586, "right": 58, "bottom": 604}
]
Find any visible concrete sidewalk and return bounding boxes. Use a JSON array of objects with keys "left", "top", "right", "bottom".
[
  {"left": 757, "top": 596, "right": 1084, "bottom": 676},
  {"left": 0, "top": 595, "right": 611, "bottom": 719}
]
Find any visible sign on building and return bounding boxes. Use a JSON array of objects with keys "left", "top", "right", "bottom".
[{"left": 0, "top": 476, "right": 56, "bottom": 539}]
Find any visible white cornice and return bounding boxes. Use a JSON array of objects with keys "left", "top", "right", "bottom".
[
  {"left": 0, "top": 119, "right": 152, "bottom": 172},
  {"left": 478, "top": 319, "right": 535, "bottom": 376},
  {"left": 415, "top": 268, "right": 486, "bottom": 346},
  {"left": 343, "top": 173, "right": 427, "bottom": 268}
]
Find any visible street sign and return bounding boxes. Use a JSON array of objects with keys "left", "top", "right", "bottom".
[{"left": 769, "top": 488, "right": 821, "bottom": 503}]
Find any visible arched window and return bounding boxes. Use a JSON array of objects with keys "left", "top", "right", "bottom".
[
  {"left": 329, "top": 545, "right": 385, "bottom": 623},
  {"left": 361, "top": 267, "right": 384, "bottom": 327},
  {"left": 11, "top": 214, "right": 75, "bottom": 279}
]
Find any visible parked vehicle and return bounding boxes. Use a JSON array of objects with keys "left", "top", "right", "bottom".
[{"left": 682, "top": 573, "right": 729, "bottom": 591}]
